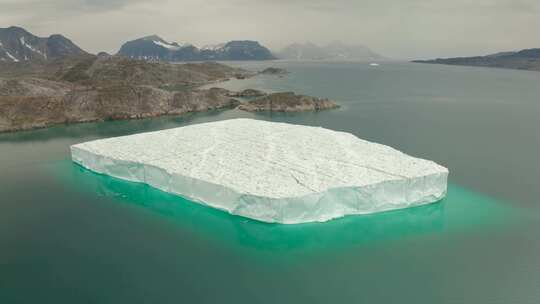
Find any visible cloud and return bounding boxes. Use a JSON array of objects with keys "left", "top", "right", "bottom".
[
  {"left": 0, "top": 0, "right": 139, "bottom": 13},
  {"left": 0, "top": 0, "right": 539, "bottom": 58}
]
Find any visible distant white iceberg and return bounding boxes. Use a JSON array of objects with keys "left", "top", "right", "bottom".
[{"left": 71, "top": 119, "right": 448, "bottom": 224}]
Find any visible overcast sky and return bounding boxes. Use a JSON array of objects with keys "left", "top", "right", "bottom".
[{"left": 1, "top": 0, "right": 539, "bottom": 59}]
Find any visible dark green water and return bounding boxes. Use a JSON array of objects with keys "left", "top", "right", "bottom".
[{"left": 1, "top": 62, "right": 540, "bottom": 303}]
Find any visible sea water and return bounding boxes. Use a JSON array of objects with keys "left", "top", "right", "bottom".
[{"left": 1, "top": 61, "right": 540, "bottom": 303}]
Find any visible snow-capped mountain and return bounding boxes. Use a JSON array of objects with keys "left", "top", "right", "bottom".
[
  {"left": 201, "top": 43, "right": 226, "bottom": 51},
  {"left": 0, "top": 26, "right": 87, "bottom": 62},
  {"left": 116, "top": 35, "right": 199, "bottom": 61},
  {"left": 117, "top": 35, "right": 276, "bottom": 61},
  {"left": 279, "top": 41, "right": 385, "bottom": 61}
]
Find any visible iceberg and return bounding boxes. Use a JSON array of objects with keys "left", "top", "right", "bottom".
[{"left": 71, "top": 119, "right": 448, "bottom": 224}]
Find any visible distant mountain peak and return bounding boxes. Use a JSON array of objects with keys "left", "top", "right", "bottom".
[
  {"left": 201, "top": 43, "right": 226, "bottom": 51},
  {"left": 0, "top": 26, "right": 87, "bottom": 63},
  {"left": 225, "top": 40, "right": 261, "bottom": 45},
  {"left": 5, "top": 26, "right": 33, "bottom": 36},
  {"left": 328, "top": 40, "right": 346, "bottom": 46},
  {"left": 141, "top": 34, "right": 163, "bottom": 41},
  {"left": 278, "top": 41, "right": 384, "bottom": 61},
  {"left": 118, "top": 36, "right": 275, "bottom": 61}
]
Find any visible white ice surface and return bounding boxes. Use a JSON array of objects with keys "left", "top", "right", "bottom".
[{"left": 71, "top": 119, "right": 449, "bottom": 224}]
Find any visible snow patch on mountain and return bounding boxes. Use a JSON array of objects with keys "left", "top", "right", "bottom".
[
  {"left": 20, "top": 36, "right": 47, "bottom": 59},
  {"left": 201, "top": 43, "right": 226, "bottom": 51},
  {"left": 5, "top": 50, "right": 19, "bottom": 62},
  {"left": 152, "top": 40, "right": 179, "bottom": 50}
]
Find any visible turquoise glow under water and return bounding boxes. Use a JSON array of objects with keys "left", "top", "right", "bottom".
[
  {"left": 59, "top": 161, "right": 520, "bottom": 257},
  {"left": 2, "top": 61, "right": 540, "bottom": 303}
]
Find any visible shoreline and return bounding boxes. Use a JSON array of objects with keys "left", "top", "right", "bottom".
[{"left": 1, "top": 59, "right": 340, "bottom": 134}]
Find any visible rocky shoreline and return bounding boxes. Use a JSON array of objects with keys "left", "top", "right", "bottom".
[
  {"left": 0, "top": 85, "right": 339, "bottom": 132},
  {"left": 259, "top": 67, "right": 288, "bottom": 75},
  {"left": 237, "top": 92, "right": 339, "bottom": 112},
  {"left": 0, "top": 85, "right": 241, "bottom": 133},
  {"left": 413, "top": 48, "right": 540, "bottom": 72},
  {"left": 0, "top": 55, "right": 339, "bottom": 133}
]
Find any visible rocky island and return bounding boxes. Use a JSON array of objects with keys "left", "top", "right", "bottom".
[
  {"left": 227, "top": 88, "right": 267, "bottom": 98},
  {"left": 237, "top": 92, "right": 339, "bottom": 112},
  {"left": 260, "top": 67, "right": 288, "bottom": 75}
]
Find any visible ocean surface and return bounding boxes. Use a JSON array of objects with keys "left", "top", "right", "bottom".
[{"left": 1, "top": 61, "right": 540, "bottom": 303}]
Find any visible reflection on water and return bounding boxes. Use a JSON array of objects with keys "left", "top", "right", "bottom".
[{"left": 54, "top": 161, "right": 517, "bottom": 257}]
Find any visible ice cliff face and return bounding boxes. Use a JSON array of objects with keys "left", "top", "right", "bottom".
[{"left": 71, "top": 119, "right": 449, "bottom": 224}]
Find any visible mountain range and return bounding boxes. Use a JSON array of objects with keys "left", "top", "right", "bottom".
[
  {"left": 0, "top": 26, "right": 87, "bottom": 62},
  {"left": 278, "top": 42, "right": 385, "bottom": 61},
  {"left": 413, "top": 49, "right": 540, "bottom": 71},
  {"left": 1, "top": 26, "right": 386, "bottom": 63},
  {"left": 117, "top": 35, "right": 276, "bottom": 61}
]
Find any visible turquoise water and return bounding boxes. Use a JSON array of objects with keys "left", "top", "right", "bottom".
[{"left": 1, "top": 61, "right": 540, "bottom": 303}]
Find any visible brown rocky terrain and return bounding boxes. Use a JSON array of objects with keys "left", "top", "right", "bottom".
[
  {"left": 0, "top": 55, "right": 339, "bottom": 133},
  {"left": 0, "top": 54, "right": 252, "bottom": 85},
  {"left": 260, "top": 67, "right": 288, "bottom": 75},
  {"left": 227, "top": 88, "right": 267, "bottom": 98},
  {"left": 0, "top": 55, "right": 252, "bottom": 132},
  {"left": 237, "top": 92, "right": 339, "bottom": 112},
  {"left": 0, "top": 80, "right": 240, "bottom": 132}
]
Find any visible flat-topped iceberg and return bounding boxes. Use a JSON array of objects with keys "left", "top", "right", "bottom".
[{"left": 71, "top": 119, "right": 448, "bottom": 224}]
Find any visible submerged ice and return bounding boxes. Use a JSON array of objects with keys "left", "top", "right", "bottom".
[{"left": 71, "top": 119, "right": 449, "bottom": 224}]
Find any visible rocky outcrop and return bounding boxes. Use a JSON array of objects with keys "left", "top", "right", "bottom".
[
  {"left": 0, "top": 78, "right": 73, "bottom": 97},
  {"left": 237, "top": 92, "right": 339, "bottom": 112},
  {"left": 55, "top": 55, "right": 254, "bottom": 86},
  {"left": 0, "top": 81, "right": 239, "bottom": 132},
  {"left": 0, "top": 52, "right": 256, "bottom": 132},
  {"left": 0, "top": 54, "right": 254, "bottom": 84},
  {"left": 227, "top": 88, "right": 267, "bottom": 98},
  {"left": 260, "top": 67, "right": 288, "bottom": 75}
]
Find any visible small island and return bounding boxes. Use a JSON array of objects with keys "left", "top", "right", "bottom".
[
  {"left": 260, "top": 67, "right": 289, "bottom": 75},
  {"left": 237, "top": 92, "right": 339, "bottom": 112},
  {"left": 227, "top": 89, "right": 267, "bottom": 98}
]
